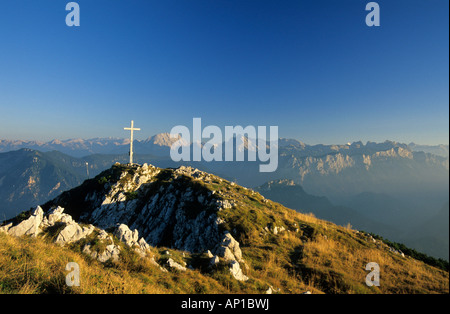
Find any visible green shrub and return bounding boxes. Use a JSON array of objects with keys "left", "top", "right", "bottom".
[
  {"left": 98, "top": 176, "right": 108, "bottom": 185},
  {"left": 124, "top": 191, "right": 138, "bottom": 201}
]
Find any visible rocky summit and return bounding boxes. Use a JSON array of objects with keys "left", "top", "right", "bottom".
[
  {"left": 0, "top": 163, "right": 249, "bottom": 282},
  {"left": 0, "top": 163, "right": 448, "bottom": 294}
]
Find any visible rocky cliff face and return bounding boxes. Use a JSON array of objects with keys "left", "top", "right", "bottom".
[
  {"left": 48, "top": 164, "right": 224, "bottom": 252},
  {"left": 41, "top": 163, "right": 250, "bottom": 280},
  {"left": 275, "top": 145, "right": 449, "bottom": 199}
]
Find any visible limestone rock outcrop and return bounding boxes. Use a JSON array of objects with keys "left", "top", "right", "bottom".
[
  {"left": 6, "top": 206, "right": 44, "bottom": 237},
  {"left": 213, "top": 231, "right": 248, "bottom": 281},
  {"left": 114, "top": 223, "right": 150, "bottom": 257},
  {"left": 71, "top": 165, "right": 225, "bottom": 254},
  {"left": 166, "top": 258, "right": 187, "bottom": 272},
  {"left": 1, "top": 205, "right": 152, "bottom": 264}
]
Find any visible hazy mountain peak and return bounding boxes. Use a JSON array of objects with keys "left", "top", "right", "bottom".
[
  {"left": 408, "top": 143, "right": 449, "bottom": 158},
  {"left": 49, "top": 139, "right": 63, "bottom": 145},
  {"left": 146, "top": 133, "right": 188, "bottom": 147},
  {"left": 278, "top": 138, "right": 306, "bottom": 149}
]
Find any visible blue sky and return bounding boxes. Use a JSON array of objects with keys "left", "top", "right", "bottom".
[{"left": 0, "top": 0, "right": 448, "bottom": 145}]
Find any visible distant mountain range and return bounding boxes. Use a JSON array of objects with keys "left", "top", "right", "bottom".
[
  {"left": 1, "top": 135, "right": 448, "bottom": 158},
  {"left": 0, "top": 134, "right": 186, "bottom": 158},
  {"left": 2, "top": 136, "right": 447, "bottom": 198},
  {"left": 0, "top": 135, "right": 448, "bottom": 259},
  {"left": 0, "top": 138, "right": 129, "bottom": 157},
  {"left": 408, "top": 143, "right": 449, "bottom": 158}
]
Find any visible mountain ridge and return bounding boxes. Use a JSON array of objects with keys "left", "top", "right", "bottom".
[
  {"left": 1, "top": 163, "right": 448, "bottom": 294},
  {"left": 1, "top": 135, "right": 448, "bottom": 158}
]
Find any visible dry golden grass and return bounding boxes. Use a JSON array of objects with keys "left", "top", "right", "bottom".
[
  {"left": 0, "top": 233, "right": 229, "bottom": 294},
  {"left": 0, "top": 233, "right": 167, "bottom": 294},
  {"left": 299, "top": 227, "right": 449, "bottom": 294},
  {"left": 221, "top": 194, "right": 448, "bottom": 294}
]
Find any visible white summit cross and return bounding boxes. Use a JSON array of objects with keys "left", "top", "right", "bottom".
[{"left": 123, "top": 120, "right": 141, "bottom": 164}]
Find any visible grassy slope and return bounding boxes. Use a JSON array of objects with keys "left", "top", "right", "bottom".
[
  {"left": 1, "top": 165, "right": 448, "bottom": 294},
  {"left": 210, "top": 177, "right": 449, "bottom": 294}
]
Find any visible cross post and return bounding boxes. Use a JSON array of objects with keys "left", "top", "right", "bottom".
[{"left": 124, "top": 120, "right": 141, "bottom": 164}]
